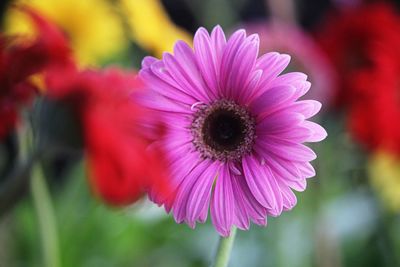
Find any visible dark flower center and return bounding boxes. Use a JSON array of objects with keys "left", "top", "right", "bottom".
[
  {"left": 191, "top": 100, "right": 256, "bottom": 161},
  {"left": 203, "top": 109, "right": 246, "bottom": 151}
]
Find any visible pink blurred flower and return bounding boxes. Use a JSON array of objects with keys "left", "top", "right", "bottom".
[{"left": 140, "top": 26, "right": 327, "bottom": 236}]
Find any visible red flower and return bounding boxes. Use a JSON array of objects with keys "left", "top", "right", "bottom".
[
  {"left": 348, "top": 51, "right": 400, "bottom": 155},
  {"left": 317, "top": 3, "right": 400, "bottom": 155},
  {"left": 45, "top": 65, "right": 171, "bottom": 206},
  {"left": 0, "top": 7, "right": 71, "bottom": 139},
  {"left": 317, "top": 2, "right": 400, "bottom": 106}
]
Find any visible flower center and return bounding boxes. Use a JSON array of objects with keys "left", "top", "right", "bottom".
[{"left": 191, "top": 100, "right": 256, "bottom": 161}]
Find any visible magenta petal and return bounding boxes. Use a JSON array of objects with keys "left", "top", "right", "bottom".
[
  {"left": 242, "top": 156, "right": 283, "bottom": 214},
  {"left": 231, "top": 164, "right": 268, "bottom": 228},
  {"left": 296, "top": 162, "right": 316, "bottom": 178},
  {"left": 137, "top": 92, "right": 191, "bottom": 114},
  {"left": 258, "top": 138, "right": 317, "bottom": 162},
  {"left": 289, "top": 100, "right": 322, "bottom": 119},
  {"left": 219, "top": 29, "right": 246, "bottom": 97},
  {"left": 198, "top": 196, "right": 210, "bottom": 223},
  {"left": 229, "top": 34, "right": 259, "bottom": 101},
  {"left": 166, "top": 151, "right": 200, "bottom": 194},
  {"left": 140, "top": 67, "right": 196, "bottom": 105},
  {"left": 276, "top": 179, "right": 297, "bottom": 211},
  {"left": 239, "top": 69, "right": 263, "bottom": 104},
  {"left": 172, "top": 161, "right": 210, "bottom": 223},
  {"left": 173, "top": 41, "right": 213, "bottom": 100},
  {"left": 301, "top": 121, "right": 328, "bottom": 142},
  {"left": 260, "top": 152, "right": 303, "bottom": 182},
  {"left": 160, "top": 45, "right": 209, "bottom": 102},
  {"left": 194, "top": 27, "right": 219, "bottom": 97},
  {"left": 270, "top": 72, "right": 307, "bottom": 87},
  {"left": 283, "top": 178, "right": 307, "bottom": 192},
  {"left": 256, "top": 53, "right": 291, "bottom": 92},
  {"left": 211, "top": 164, "right": 235, "bottom": 237},
  {"left": 292, "top": 81, "right": 312, "bottom": 100},
  {"left": 262, "top": 126, "right": 313, "bottom": 143},
  {"left": 186, "top": 161, "right": 220, "bottom": 227},
  {"left": 257, "top": 112, "right": 304, "bottom": 134},
  {"left": 210, "top": 25, "right": 227, "bottom": 62},
  {"left": 250, "top": 85, "right": 296, "bottom": 116},
  {"left": 142, "top": 56, "right": 158, "bottom": 69}
]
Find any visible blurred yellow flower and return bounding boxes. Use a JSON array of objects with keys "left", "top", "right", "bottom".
[
  {"left": 368, "top": 152, "right": 400, "bottom": 212},
  {"left": 4, "top": 0, "right": 128, "bottom": 66},
  {"left": 119, "top": 0, "right": 192, "bottom": 57}
]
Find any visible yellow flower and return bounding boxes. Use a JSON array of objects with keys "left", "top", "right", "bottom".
[
  {"left": 119, "top": 0, "right": 192, "bottom": 57},
  {"left": 368, "top": 152, "right": 400, "bottom": 212},
  {"left": 4, "top": 0, "right": 128, "bottom": 66}
]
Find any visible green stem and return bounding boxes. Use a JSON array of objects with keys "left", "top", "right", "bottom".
[
  {"left": 212, "top": 227, "right": 237, "bottom": 267},
  {"left": 31, "top": 163, "right": 61, "bottom": 267}
]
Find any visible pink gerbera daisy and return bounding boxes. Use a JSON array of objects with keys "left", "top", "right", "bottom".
[{"left": 139, "top": 26, "right": 327, "bottom": 236}]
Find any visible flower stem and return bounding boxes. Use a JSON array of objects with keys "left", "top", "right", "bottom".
[
  {"left": 212, "top": 227, "right": 237, "bottom": 267},
  {"left": 31, "top": 163, "right": 61, "bottom": 267}
]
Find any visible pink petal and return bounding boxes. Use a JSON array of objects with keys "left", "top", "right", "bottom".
[
  {"left": 296, "top": 162, "right": 316, "bottom": 178},
  {"left": 211, "top": 164, "right": 235, "bottom": 237},
  {"left": 186, "top": 161, "right": 220, "bottom": 227},
  {"left": 231, "top": 164, "right": 268, "bottom": 229},
  {"left": 283, "top": 178, "right": 307, "bottom": 192},
  {"left": 137, "top": 92, "right": 191, "bottom": 114},
  {"left": 276, "top": 179, "right": 297, "bottom": 211},
  {"left": 194, "top": 27, "right": 219, "bottom": 97},
  {"left": 250, "top": 85, "right": 296, "bottom": 116},
  {"left": 239, "top": 69, "right": 263, "bottom": 104},
  {"left": 301, "top": 121, "right": 328, "bottom": 142},
  {"left": 163, "top": 45, "right": 210, "bottom": 102},
  {"left": 261, "top": 152, "right": 303, "bottom": 181},
  {"left": 289, "top": 100, "right": 322, "bottom": 119},
  {"left": 142, "top": 56, "right": 158, "bottom": 69},
  {"left": 140, "top": 67, "right": 196, "bottom": 105},
  {"left": 172, "top": 160, "right": 210, "bottom": 223},
  {"left": 256, "top": 53, "right": 291, "bottom": 92},
  {"left": 228, "top": 34, "right": 259, "bottom": 101},
  {"left": 219, "top": 29, "right": 246, "bottom": 97},
  {"left": 262, "top": 126, "right": 313, "bottom": 143},
  {"left": 257, "top": 138, "right": 317, "bottom": 162},
  {"left": 242, "top": 156, "right": 283, "bottom": 214},
  {"left": 257, "top": 112, "right": 304, "bottom": 134},
  {"left": 210, "top": 25, "right": 227, "bottom": 63}
]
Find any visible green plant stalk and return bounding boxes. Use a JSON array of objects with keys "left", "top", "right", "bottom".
[
  {"left": 212, "top": 227, "right": 237, "bottom": 267},
  {"left": 31, "top": 163, "right": 61, "bottom": 267}
]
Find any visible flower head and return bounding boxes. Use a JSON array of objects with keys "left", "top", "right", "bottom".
[
  {"left": 140, "top": 26, "right": 327, "bottom": 236},
  {"left": 45, "top": 65, "right": 170, "bottom": 206}
]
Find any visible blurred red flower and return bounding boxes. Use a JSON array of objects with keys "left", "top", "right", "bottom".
[
  {"left": 45, "top": 65, "right": 171, "bottom": 206},
  {"left": 318, "top": 2, "right": 400, "bottom": 155},
  {"left": 0, "top": 7, "right": 71, "bottom": 139},
  {"left": 317, "top": 2, "right": 400, "bottom": 105}
]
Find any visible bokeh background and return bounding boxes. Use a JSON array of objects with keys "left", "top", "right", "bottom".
[{"left": 1, "top": 0, "right": 400, "bottom": 266}]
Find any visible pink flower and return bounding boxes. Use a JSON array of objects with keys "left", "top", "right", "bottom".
[{"left": 140, "top": 26, "right": 327, "bottom": 236}]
